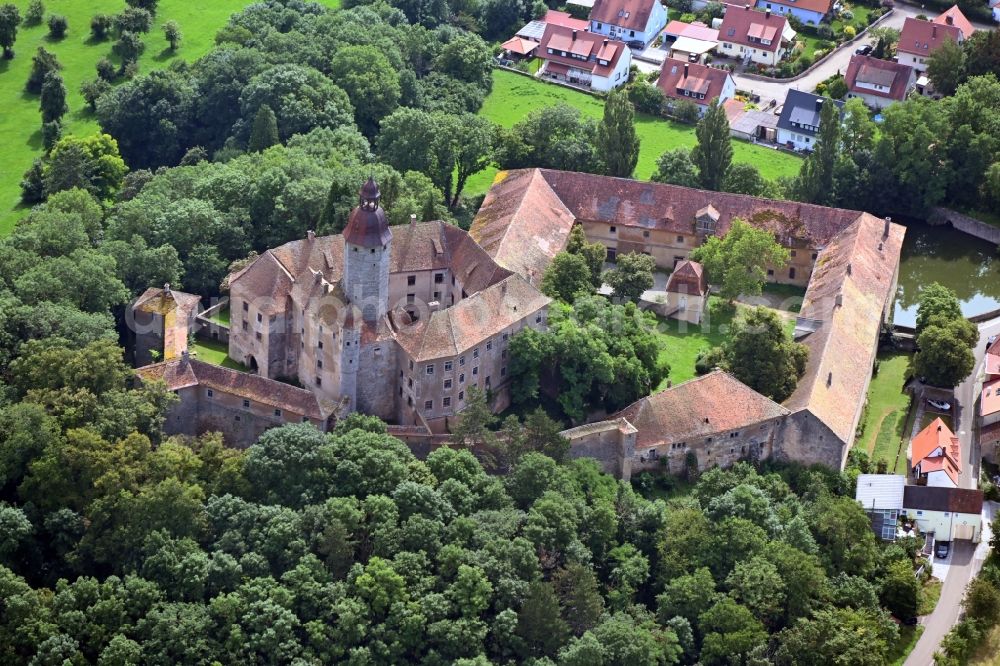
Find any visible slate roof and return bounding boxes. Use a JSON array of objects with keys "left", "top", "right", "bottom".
[
  {"left": 855, "top": 474, "right": 906, "bottom": 510},
  {"left": 897, "top": 17, "right": 962, "bottom": 57},
  {"left": 657, "top": 59, "right": 733, "bottom": 106},
  {"left": 136, "top": 358, "right": 333, "bottom": 420},
  {"left": 718, "top": 3, "right": 788, "bottom": 53},
  {"left": 613, "top": 371, "right": 790, "bottom": 450},
  {"left": 589, "top": 0, "right": 658, "bottom": 31},
  {"left": 903, "top": 485, "right": 984, "bottom": 515},
  {"left": 777, "top": 89, "right": 844, "bottom": 138},
  {"left": 391, "top": 275, "right": 550, "bottom": 361},
  {"left": 539, "top": 24, "right": 629, "bottom": 77},
  {"left": 845, "top": 55, "right": 914, "bottom": 101},
  {"left": 932, "top": 5, "right": 975, "bottom": 38},
  {"left": 782, "top": 214, "right": 906, "bottom": 446}
]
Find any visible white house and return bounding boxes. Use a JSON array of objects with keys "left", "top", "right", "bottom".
[
  {"left": 992, "top": 0, "right": 1000, "bottom": 23},
  {"left": 911, "top": 416, "right": 961, "bottom": 488},
  {"left": 896, "top": 16, "right": 963, "bottom": 73},
  {"left": 538, "top": 24, "right": 632, "bottom": 92},
  {"left": 776, "top": 90, "right": 843, "bottom": 151},
  {"left": 903, "top": 485, "right": 984, "bottom": 542},
  {"left": 754, "top": 0, "right": 833, "bottom": 25},
  {"left": 844, "top": 55, "right": 915, "bottom": 110},
  {"left": 588, "top": 0, "right": 668, "bottom": 47}
]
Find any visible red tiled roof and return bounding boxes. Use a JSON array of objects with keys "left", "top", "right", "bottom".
[
  {"left": 544, "top": 9, "right": 589, "bottom": 31},
  {"left": 933, "top": 5, "right": 975, "bottom": 38},
  {"left": 589, "top": 0, "right": 658, "bottom": 31},
  {"left": 911, "top": 416, "right": 962, "bottom": 485},
  {"left": 718, "top": 4, "right": 788, "bottom": 53},
  {"left": 897, "top": 17, "right": 962, "bottom": 56},
  {"left": 657, "top": 59, "right": 733, "bottom": 106},
  {"left": 666, "top": 260, "right": 708, "bottom": 295},
  {"left": 136, "top": 358, "right": 334, "bottom": 420},
  {"left": 502, "top": 36, "right": 539, "bottom": 55},
  {"left": 763, "top": 0, "right": 833, "bottom": 16},
  {"left": 613, "top": 371, "right": 789, "bottom": 450},
  {"left": 782, "top": 214, "right": 906, "bottom": 445},
  {"left": 538, "top": 24, "right": 629, "bottom": 77},
  {"left": 845, "top": 55, "right": 914, "bottom": 101}
]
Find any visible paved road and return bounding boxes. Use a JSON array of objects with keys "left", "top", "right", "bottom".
[
  {"left": 906, "top": 503, "right": 996, "bottom": 665},
  {"left": 955, "top": 316, "right": 1000, "bottom": 489}
]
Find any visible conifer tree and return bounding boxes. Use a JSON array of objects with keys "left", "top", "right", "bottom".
[
  {"left": 25, "top": 46, "right": 60, "bottom": 94},
  {"left": 0, "top": 3, "right": 21, "bottom": 60},
  {"left": 691, "top": 99, "right": 732, "bottom": 191},
  {"left": 247, "top": 104, "right": 279, "bottom": 152},
  {"left": 795, "top": 99, "right": 840, "bottom": 205},
  {"left": 40, "top": 70, "right": 67, "bottom": 124},
  {"left": 596, "top": 88, "right": 640, "bottom": 178}
]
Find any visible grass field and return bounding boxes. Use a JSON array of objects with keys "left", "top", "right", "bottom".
[
  {"left": 465, "top": 70, "right": 803, "bottom": 197},
  {"left": 917, "top": 578, "right": 943, "bottom": 616},
  {"left": 857, "top": 354, "right": 912, "bottom": 470},
  {"left": 0, "top": 0, "right": 341, "bottom": 235},
  {"left": 191, "top": 338, "right": 246, "bottom": 371}
]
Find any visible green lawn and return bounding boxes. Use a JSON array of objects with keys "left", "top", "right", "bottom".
[
  {"left": 206, "top": 306, "right": 230, "bottom": 326},
  {"left": 465, "top": 70, "right": 803, "bottom": 197},
  {"left": 0, "top": 0, "right": 341, "bottom": 235},
  {"left": 857, "top": 354, "right": 912, "bottom": 470},
  {"left": 918, "top": 578, "right": 943, "bottom": 616},
  {"left": 190, "top": 338, "right": 247, "bottom": 371}
]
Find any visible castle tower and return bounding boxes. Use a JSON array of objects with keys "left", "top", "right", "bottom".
[{"left": 343, "top": 177, "right": 392, "bottom": 322}]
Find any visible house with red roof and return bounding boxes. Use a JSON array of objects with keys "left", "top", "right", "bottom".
[
  {"left": 588, "top": 0, "right": 668, "bottom": 47},
  {"left": 656, "top": 59, "right": 736, "bottom": 115},
  {"left": 537, "top": 24, "right": 632, "bottom": 91},
  {"left": 755, "top": 0, "right": 833, "bottom": 26},
  {"left": 845, "top": 55, "right": 915, "bottom": 110},
  {"left": 664, "top": 259, "right": 709, "bottom": 323},
  {"left": 896, "top": 16, "right": 963, "bottom": 72},
  {"left": 717, "top": 4, "right": 793, "bottom": 66},
  {"left": 932, "top": 5, "right": 976, "bottom": 39},
  {"left": 911, "top": 417, "right": 962, "bottom": 487}
]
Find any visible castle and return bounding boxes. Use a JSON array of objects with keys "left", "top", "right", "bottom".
[{"left": 137, "top": 169, "right": 905, "bottom": 475}]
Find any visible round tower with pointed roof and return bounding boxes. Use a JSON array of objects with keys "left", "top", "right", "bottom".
[{"left": 343, "top": 177, "right": 392, "bottom": 323}]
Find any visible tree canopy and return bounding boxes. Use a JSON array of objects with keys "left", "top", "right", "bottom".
[{"left": 690, "top": 218, "right": 790, "bottom": 301}]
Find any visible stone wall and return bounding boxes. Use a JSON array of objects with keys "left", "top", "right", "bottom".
[
  {"left": 775, "top": 409, "right": 847, "bottom": 469},
  {"left": 561, "top": 420, "right": 636, "bottom": 480},
  {"left": 357, "top": 340, "right": 398, "bottom": 422},
  {"left": 929, "top": 208, "right": 1000, "bottom": 246}
]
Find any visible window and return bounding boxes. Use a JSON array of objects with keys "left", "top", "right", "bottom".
[
  {"left": 459, "top": 391, "right": 465, "bottom": 401},
  {"left": 535, "top": 315, "right": 542, "bottom": 324},
  {"left": 443, "top": 397, "right": 451, "bottom": 407},
  {"left": 433, "top": 291, "right": 440, "bottom": 300},
  {"left": 409, "top": 360, "right": 414, "bottom": 371},
  {"left": 242, "top": 321, "right": 249, "bottom": 331},
  {"left": 235, "top": 415, "right": 241, "bottom": 422},
  {"left": 444, "top": 379, "right": 453, "bottom": 389},
  {"left": 486, "top": 340, "right": 493, "bottom": 351},
  {"left": 501, "top": 366, "right": 507, "bottom": 376},
  {"left": 243, "top": 302, "right": 249, "bottom": 312},
  {"left": 407, "top": 275, "right": 416, "bottom": 286},
  {"left": 811, "top": 252, "right": 818, "bottom": 260},
  {"left": 460, "top": 373, "right": 465, "bottom": 384},
  {"left": 408, "top": 377, "right": 413, "bottom": 388},
  {"left": 677, "top": 235, "right": 684, "bottom": 243},
  {"left": 425, "top": 400, "right": 433, "bottom": 410},
  {"left": 207, "top": 389, "right": 214, "bottom": 398},
  {"left": 435, "top": 273, "right": 444, "bottom": 284},
  {"left": 255, "top": 332, "right": 262, "bottom": 341},
  {"left": 274, "top": 409, "right": 281, "bottom": 417},
  {"left": 459, "top": 356, "right": 465, "bottom": 366},
  {"left": 243, "top": 399, "right": 251, "bottom": 408},
  {"left": 407, "top": 294, "right": 415, "bottom": 304},
  {"left": 789, "top": 267, "right": 796, "bottom": 279},
  {"left": 315, "top": 376, "right": 322, "bottom": 386},
  {"left": 444, "top": 361, "right": 453, "bottom": 371},
  {"left": 473, "top": 367, "right": 479, "bottom": 376},
  {"left": 916, "top": 510, "right": 923, "bottom": 516},
  {"left": 610, "top": 226, "right": 617, "bottom": 233},
  {"left": 318, "top": 340, "right": 323, "bottom": 350},
  {"left": 426, "top": 365, "right": 435, "bottom": 375},
  {"left": 502, "top": 332, "right": 509, "bottom": 342},
  {"left": 790, "top": 250, "right": 797, "bottom": 257},
  {"left": 257, "top": 313, "right": 262, "bottom": 323},
  {"left": 767, "top": 269, "right": 774, "bottom": 276},
  {"left": 302, "top": 416, "right": 310, "bottom": 423},
  {"left": 317, "top": 359, "right": 323, "bottom": 369},
  {"left": 501, "top": 349, "right": 507, "bottom": 360}
]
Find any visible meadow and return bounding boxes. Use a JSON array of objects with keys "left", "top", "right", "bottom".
[
  {"left": 0, "top": 0, "right": 341, "bottom": 235},
  {"left": 465, "top": 69, "right": 803, "bottom": 197}
]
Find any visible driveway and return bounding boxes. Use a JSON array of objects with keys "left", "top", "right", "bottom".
[{"left": 955, "top": 316, "right": 1000, "bottom": 489}]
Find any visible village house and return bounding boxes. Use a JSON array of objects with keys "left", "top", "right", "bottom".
[
  {"left": 910, "top": 417, "right": 962, "bottom": 488},
  {"left": 537, "top": 24, "right": 632, "bottom": 91},
  {"left": 716, "top": 4, "right": 794, "bottom": 67},
  {"left": 656, "top": 59, "right": 737, "bottom": 115},
  {"left": 992, "top": 0, "right": 1000, "bottom": 24},
  {"left": 473, "top": 169, "right": 904, "bottom": 474},
  {"left": 663, "top": 259, "right": 709, "bottom": 324},
  {"left": 896, "top": 16, "right": 964, "bottom": 73},
  {"left": 981, "top": 337, "right": 1000, "bottom": 461},
  {"left": 588, "top": 0, "right": 668, "bottom": 47},
  {"left": 504, "top": 10, "right": 591, "bottom": 61},
  {"left": 754, "top": 0, "right": 832, "bottom": 25},
  {"left": 903, "top": 485, "right": 984, "bottom": 542},
  {"left": 844, "top": 55, "right": 916, "bottom": 110},
  {"left": 856, "top": 473, "right": 906, "bottom": 540},
  {"left": 776, "top": 89, "right": 844, "bottom": 151}
]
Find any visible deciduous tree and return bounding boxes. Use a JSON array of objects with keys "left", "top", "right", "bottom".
[
  {"left": 690, "top": 218, "right": 790, "bottom": 301},
  {"left": 652, "top": 147, "right": 700, "bottom": 187},
  {"left": 602, "top": 251, "right": 655, "bottom": 303},
  {"left": 0, "top": 3, "right": 20, "bottom": 59},
  {"left": 724, "top": 307, "right": 808, "bottom": 402}
]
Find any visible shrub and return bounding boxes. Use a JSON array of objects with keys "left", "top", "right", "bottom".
[
  {"left": 916, "top": 13, "right": 927, "bottom": 20},
  {"left": 24, "top": 0, "right": 43, "bottom": 26},
  {"left": 628, "top": 81, "right": 666, "bottom": 115},
  {"left": 841, "top": 9, "right": 854, "bottom": 20},
  {"left": 673, "top": 99, "right": 701, "bottom": 124},
  {"left": 679, "top": 12, "right": 697, "bottom": 22},
  {"left": 827, "top": 76, "right": 848, "bottom": 98},
  {"left": 844, "top": 25, "right": 856, "bottom": 38},
  {"left": 90, "top": 14, "right": 112, "bottom": 41},
  {"left": 47, "top": 14, "right": 66, "bottom": 39},
  {"left": 80, "top": 77, "right": 111, "bottom": 111},
  {"left": 96, "top": 57, "right": 115, "bottom": 81}
]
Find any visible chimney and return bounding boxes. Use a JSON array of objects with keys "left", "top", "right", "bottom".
[
  {"left": 816, "top": 98, "right": 824, "bottom": 111},
  {"left": 945, "top": 14, "right": 953, "bottom": 25},
  {"left": 932, "top": 25, "right": 937, "bottom": 39},
  {"left": 684, "top": 63, "right": 689, "bottom": 78},
  {"left": 572, "top": 29, "right": 578, "bottom": 40},
  {"left": 180, "top": 350, "right": 190, "bottom": 367},
  {"left": 846, "top": 262, "right": 852, "bottom": 276},
  {"left": 306, "top": 229, "right": 315, "bottom": 242},
  {"left": 745, "top": 3, "right": 750, "bottom": 9},
  {"left": 835, "top": 293, "right": 843, "bottom": 307},
  {"left": 765, "top": 7, "right": 771, "bottom": 18},
  {"left": 164, "top": 282, "right": 171, "bottom": 296},
  {"left": 827, "top": 371, "right": 833, "bottom": 387},
  {"left": 937, "top": 423, "right": 943, "bottom": 432},
  {"left": 883, "top": 216, "right": 891, "bottom": 238},
  {"left": 409, "top": 213, "right": 417, "bottom": 226}
]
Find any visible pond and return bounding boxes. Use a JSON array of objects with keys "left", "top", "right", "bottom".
[{"left": 893, "top": 219, "right": 1000, "bottom": 327}]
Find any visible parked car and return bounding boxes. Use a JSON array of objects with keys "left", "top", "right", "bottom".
[
  {"left": 627, "top": 40, "right": 645, "bottom": 50},
  {"left": 927, "top": 399, "right": 951, "bottom": 411},
  {"left": 935, "top": 541, "right": 950, "bottom": 559},
  {"left": 855, "top": 44, "right": 873, "bottom": 55},
  {"left": 989, "top": 334, "right": 998, "bottom": 347}
]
